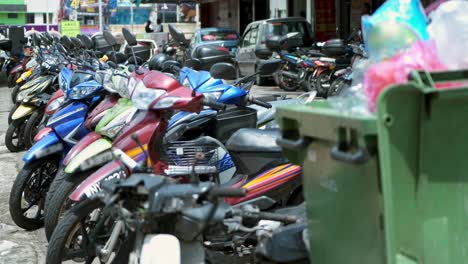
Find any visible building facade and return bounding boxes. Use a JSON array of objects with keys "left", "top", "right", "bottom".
[{"left": 0, "top": 0, "right": 27, "bottom": 25}]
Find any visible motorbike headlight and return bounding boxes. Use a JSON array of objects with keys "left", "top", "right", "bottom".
[
  {"left": 16, "top": 89, "right": 29, "bottom": 102},
  {"left": 152, "top": 97, "right": 179, "bottom": 109},
  {"left": 69, "top": 85, "right": 100, "bottom": 100},
  {"left": 203, "top": 92, "right": 222, "bottom": 102},
  {"left": 101, "top": 123, "right": 125, "bottom": 138},
  {"left": 131, "top": 81, "right": 166, "bottom": 110},
  {"left": 46, "top": 97, "right": 65, "bottom": 113}
]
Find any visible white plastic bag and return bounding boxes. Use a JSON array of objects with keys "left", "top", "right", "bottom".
[{"left": 428, "top": 0, "right": 468, "bottom": 69}]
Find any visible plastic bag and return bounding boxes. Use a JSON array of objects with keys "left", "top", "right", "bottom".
[
  {"left": 362, "top": 0, "right": 429, "bottom": 61},
  {"left": 328, "top": 59, "right": 373, "bottom": 117},
  {"left": 363, "top": 40, "right": 446, "bottom": 112},
  {"left": 428, "top": 0, "right": 468, "bottom": 70}
]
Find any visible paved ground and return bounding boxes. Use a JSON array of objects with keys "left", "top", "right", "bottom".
[
  {"left": 0, "top": 80, "right": 48, "bottom": 264},
  {"left": 0, "top": 78, "right": 299, "bottom": 263}
]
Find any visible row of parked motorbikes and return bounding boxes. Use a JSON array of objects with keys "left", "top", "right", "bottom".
[
  {"left": 272, "top": 32, "right": 366, "bottom": 97},
  {"left": 2, "top": 28, "right": 313, "bottom": 263}
]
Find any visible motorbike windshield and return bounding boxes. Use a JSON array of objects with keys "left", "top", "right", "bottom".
[{"left": 70, "top": 71, "right": 94, "bottom": 89}]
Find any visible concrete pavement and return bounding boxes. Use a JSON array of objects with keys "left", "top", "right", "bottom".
[{"left": 0, "top": 82, "right": 47, "bottom": 264}]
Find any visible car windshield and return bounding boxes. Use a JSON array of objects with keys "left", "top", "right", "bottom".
[
  {"left": 201, "top": 30, "right": 239, "bottom": 42},
  {"left": 263, "top": 21, "right": 311, "bottom": 45}
]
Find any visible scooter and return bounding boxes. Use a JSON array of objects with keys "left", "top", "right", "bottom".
[
  {"left": 7, "top": 61, "right": 113, "bottom": 230},
  {"left": 64, "top": 61, "right": 305, "bottom": 235}
]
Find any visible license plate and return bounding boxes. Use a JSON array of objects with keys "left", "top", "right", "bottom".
[{"left": 80, "top": 151, "right": 114, "bottom": 171}]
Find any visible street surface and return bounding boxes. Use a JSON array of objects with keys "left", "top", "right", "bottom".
[{"left": 0, "top": 78, "right": 302, "bottom": 263}]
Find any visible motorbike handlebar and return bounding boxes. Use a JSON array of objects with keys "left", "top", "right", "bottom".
[
  {"left": 209, "top": 187, "right": 246, "bottom": 198},
  {"left": 202, "top": 98, "right": 227, "bottom": 111}
]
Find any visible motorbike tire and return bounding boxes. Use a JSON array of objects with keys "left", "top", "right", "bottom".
[
  {"left": 328, "top": 77, "right": 349, "bottom": 97},
  {"left": 315, "top": 70, "right": 333, "bottom": 98},
  {"left": 274, "top": 70, "right": 299, "bottom": 92},
  {"left": 11, "top": 84, "right": 20, "bottom": 103},
  {"left": 23, "top": 110, "right": 44, "bottom": 149},
  {"left": 44, "top": 170, "right": 92, "bottom": 241},
  {"left": 5, "top": 119, "right": 26, "bottom": 152},
  {"left": 8, "top": 103, "right": 19, "bottom": 125},
  {"left": 46, "top": 198, "right": 104, "bottom": 264},
  {"left": 7, "top": 73, "right": 17, "bottom": 88},
  {"left": 9, "top": 158, "right": 59, "bottom": 230}
]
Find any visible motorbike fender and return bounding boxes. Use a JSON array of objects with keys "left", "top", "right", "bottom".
[
  {"left": 23, "top": 131, "right": 63, "bottom": 163},
  {"left": 69, "top": 160, "right": 128, "bottom": 202},
  {"left": 63, "top": 132, "right": 102, "bottom": 166},
  {"left": 141, "top": 235, "right": 181, "bottom": 264},
  {"left": 11, "top": 104, "right": 35, "bottom": 120},
  {"left": 64, "top": 138, "right": 113, "bottom": 174}
]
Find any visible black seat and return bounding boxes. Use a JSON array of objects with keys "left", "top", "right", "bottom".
[{"left": 226, "top": 128, "right": 282, "bottom": 153}]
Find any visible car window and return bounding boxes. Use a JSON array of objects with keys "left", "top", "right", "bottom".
[
  {"left": 261, "top": 21, "right": 312, "bottom": 45},
  {"left": 249, "top": 25, "right": 259, "bottom": 46},
  {"left": 241, "top": 30, "right": 252, "bottom": 47},
  {"left": 201, "top": 30, "right": 239, "bottom": 42}
]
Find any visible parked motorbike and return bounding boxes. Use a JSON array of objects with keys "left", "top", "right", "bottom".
[{"left": 46, "top": 153, "right": 299, "bottom": 263}]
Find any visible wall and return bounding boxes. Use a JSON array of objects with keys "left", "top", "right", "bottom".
[
  {"left": 25, "top": 0, "right": 59, "bottom": 24},
  {"left": 270, "top": 0, "right": 287, "bottom": 18},
  {"left": 0, "top": 13, "right": 25, "bottom": 25}
]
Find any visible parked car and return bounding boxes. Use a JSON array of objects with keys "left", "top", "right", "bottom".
[
  {"left": 236, "top": 17, "right": 314, "bottom": 85},
  {"left": 187, "top": 27, "right": 239, "bottom": 57},
  {"left": 168, "top": 24, "right": 234, "bottom": 71}
]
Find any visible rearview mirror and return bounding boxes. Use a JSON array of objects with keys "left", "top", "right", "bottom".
[
  {"left": 185, "top": 58, "right": 201, "bottom": 70},
  {"left": 70, "top": 37, "right": 83, "bottom": 49},
  {"left": 168, "top": 24, "right": 189, "bottom": 47},
  {"left": 78, "top": 34, "right": 95, "bottom": 50},
  {"left": 61, "top": 35, "right": 73, "bottom": 50},
  {"left": 210, "top": 62, "right": 237, "bottom": 80},
  {"left": 257, "top": 59, "right": 282, "bottom": 75},
  {"left": 56, "top": 43, "right": 67, "bottom": 54},
  {"left": 255, "top": 47, "right": 272, "bottom": 59},
  {"left": 128, "top": 64, "right": 136, "bottom": 72},
  {"left": 103, "top": 31, "right": 118, "bottom": 47},
  {"left": 122, "top": 27, "right": 137, "bottom": 46}
]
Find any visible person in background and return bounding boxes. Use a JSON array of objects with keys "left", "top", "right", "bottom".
[
  {"left": 145, "top": 20, "right": 154, "bottom": 33},
  {"left": 155, "top": 18, "right": 163, "bottom": 32}
]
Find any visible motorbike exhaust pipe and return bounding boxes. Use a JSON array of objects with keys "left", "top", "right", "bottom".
[{"left": 281, "top": 71, "right": 300, "bottom": 80}]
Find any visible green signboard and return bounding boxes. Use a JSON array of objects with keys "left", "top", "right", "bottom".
[{"left": 61, "top": 21, "right": 80, "bottom": 37}]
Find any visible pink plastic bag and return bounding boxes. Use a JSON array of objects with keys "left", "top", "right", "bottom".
[{"left": 364, "top": 40, "right": 447, "bottom": 111}]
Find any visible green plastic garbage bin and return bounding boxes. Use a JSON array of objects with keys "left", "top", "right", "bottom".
[{"left": 276, "top": 70, "right": 468, "bottom": 264}]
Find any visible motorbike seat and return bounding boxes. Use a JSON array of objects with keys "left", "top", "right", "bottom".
[{"left": 226, "top": 128, "right": 282, "bottom": 153}]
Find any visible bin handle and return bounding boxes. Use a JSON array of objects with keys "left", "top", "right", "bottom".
[
  {"left": 276, "top": 136, "right": 309, "bottom": 150},
  {"left": 330, "top": 146, "right": 370, "bottom": 164},
  {"left": 410, "top": 70, "right": 468, "bottom": 89}
]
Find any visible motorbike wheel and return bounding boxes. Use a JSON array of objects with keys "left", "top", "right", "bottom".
[
  {"left": 46, "top": 198, "right": 106, "bottom": 264},
  {"left": 8, "top": 103, "right": 19, "bottom": 125},
  {"left": 274, "top": 70, "right": 300, "bottom": 91},
  {"left": 11, "top": 84, "right": 20, "bottom": 103},
  {"left": 44, "top": 170, "right": 93, "bottom": 241},
  {"left": 328, "top": 77, "right": 350, "bottom": 97},
  {"left": 5, "top": 119, "right": 26, "bottom": 152},
  {"left": 315, "top": 70, "right": 333, "bottom": 98},
  {"left": 7, "top": 73, "right": 18, "bottom": 88},
  {"left": 8, "top": 157, "right": 59, "bottom": 230},
  {"left": 23, "top": 110, "right": 44, "bottom": 149}
]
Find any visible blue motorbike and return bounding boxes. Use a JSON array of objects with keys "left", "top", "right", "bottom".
[{"left": 8, "top": 66, "right": 105, "bottom": 230}]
